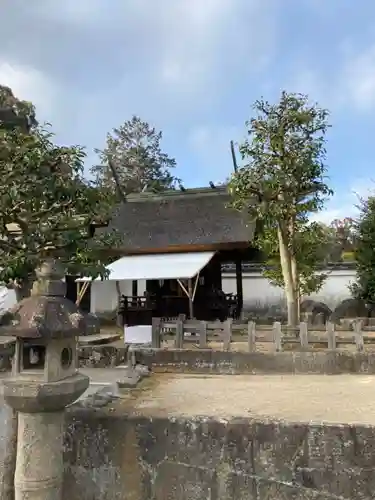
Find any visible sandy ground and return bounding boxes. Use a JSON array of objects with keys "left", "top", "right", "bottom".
[
  {"left": 3, "top": 368, "right": 375, "bottom": 425},
  {"left": 132, "top": 373, "right": 375, "bottom": 425}
]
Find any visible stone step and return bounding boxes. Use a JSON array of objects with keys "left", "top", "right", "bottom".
[
  {"left": 78, "top": 333, "right": 121, "bottom": 346},
  {"left": 0, "top": 336, "right": 16, "bottom": 348}
]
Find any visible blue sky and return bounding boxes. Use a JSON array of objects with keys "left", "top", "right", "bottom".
[{"left": 1, "top": 0, "right": 375, "bottom": 222}]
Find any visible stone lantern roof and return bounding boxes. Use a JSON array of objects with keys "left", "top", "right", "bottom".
[{"left": 1, "top": 259, "right": 88, "bottom": 339}]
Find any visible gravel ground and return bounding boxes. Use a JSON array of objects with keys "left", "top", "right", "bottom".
[
  {"left": 3, "top": 369, "right": 375, "bottom": 425},
  {"left": 133, "top": 373, "right": 375, "bottom": 424}
]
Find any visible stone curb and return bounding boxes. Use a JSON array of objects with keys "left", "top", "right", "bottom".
[{"left": 73, "top": 364, "right": 150, "bottom": 409}]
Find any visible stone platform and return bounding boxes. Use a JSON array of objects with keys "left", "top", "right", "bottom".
[
  {"left": 63, "top": 371, "right": 375, "bottom": 500},
  {"left": 2, "top": 370, "right": 375, "bottom": 498}
]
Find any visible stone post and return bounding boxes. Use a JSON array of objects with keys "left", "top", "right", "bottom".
[{"left": 1, "top": 259, "right": 90, "bottom": 500}]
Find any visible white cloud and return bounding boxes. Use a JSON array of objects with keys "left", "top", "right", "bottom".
[
  {"left": 187, "top": 124, "right": 246, "bottom": 183},
  {"left": 287, "top": 70, "right": 326, "bottom": 104},
  {"left": 285, "top": 41, "right": 375, "bottom": 114},
  {"left": 351, "top": 177, "right": 375, "bottom": 199},
  {"left": 311, "top": 178, "right": 375, "bottom": 224},
  {"left": 310, "top": 207, "right": 355, "bottom": 225},
  {"left": 153, "top": 0, "right": 277, "bottom": 96},
  {"left": 31, "top": 0, "right": 107, "bottom": 25},
  {"left": 189, "top": 124, "right": 243, "bottom": 155},
  {"left": 341, "top": 44, "right": 375, "bottom": 111},
  {"left": 156, "top": 0, "right": 232, "bottom": 89},
  {"left": 0, "top": 0, "right": 279, "bottom": 126},
  {"left": 0, "top": 61, "right": 56, "bottom": 120}
]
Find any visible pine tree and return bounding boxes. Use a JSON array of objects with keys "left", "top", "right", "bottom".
[{"left": 92, "top": 115, "right": 180, "bottom": 196}]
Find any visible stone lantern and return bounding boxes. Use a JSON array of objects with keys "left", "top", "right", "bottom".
[{"left": 2, "top": 259, "right": 90, "bottom": 500}]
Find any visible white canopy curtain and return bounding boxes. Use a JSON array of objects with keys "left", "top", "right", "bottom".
[{"left": 76, "top": 251, "right": 216, "bottom": 318}]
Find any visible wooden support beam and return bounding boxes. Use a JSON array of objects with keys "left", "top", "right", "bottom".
[
  {"left": 188, "top": 278, "right": 194, "bottom": 319},
  {"left": 75, "top": 280, "right": 90, "bottom": 307},
  {"left": 235, "top": 258, "right": 243, "bottom": 319}
]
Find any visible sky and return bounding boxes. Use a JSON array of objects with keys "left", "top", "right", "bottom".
[{"left": 1, "top": 0, "right": 375, "bottom": 223}]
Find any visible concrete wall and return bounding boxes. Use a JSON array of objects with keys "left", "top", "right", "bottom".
[{"left": 63, "top": 410, "right": 375, "bottom": 499}]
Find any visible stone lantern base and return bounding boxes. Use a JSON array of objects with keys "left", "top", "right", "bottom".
[
  {"left": 3, "top": 373, "right": 89, "bottom": 500},
  {"left": 3, "top": 373, "right": 89, "bottom": 413}
]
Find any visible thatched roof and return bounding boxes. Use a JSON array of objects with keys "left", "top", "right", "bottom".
[{"left": 108, "top": 186, "right": 256, "bottom": 253}]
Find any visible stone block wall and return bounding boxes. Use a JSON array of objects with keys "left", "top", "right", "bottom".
[
  {"left": 63, "top": 410, "right": 375, "bottom": 499},
  {"left": 133, "top": 348, "right": 375, "bottom": 375}
]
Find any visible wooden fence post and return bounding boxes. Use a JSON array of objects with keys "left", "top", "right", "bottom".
[
  {"left": 151, "top": 317, "right": 162, "bottom": 348},
  {"left": 299, "top": 322, "right": 309, "bottom": 349},
  {"left": 354, "top": 320, "right": 364, "bottom": 352},
  {"left": 175, "top": 317, "right": 184, "bottom": 348},
  {"left": 223, "top": 318, "right": 233, "bottom": 351},
  {"left": 326, "top": 322, "right": 336, "bottom": 350},
  {"left": 247, "top": 321, "right": 256, "bottom": 352},
  {"left": 199, "top": 321, "right": 207, "bottom": 348},
  {"left": 273, "top": 322, "right": 282, "bottom": 352},
  {"left": 127, "top": 346, "right": 136, "bottom": 367}
]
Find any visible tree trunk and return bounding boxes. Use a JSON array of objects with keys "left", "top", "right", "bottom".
[
  {"left": 115, "top": 280, "right": 122, "bottom": 327},
  {"left": 1, "top": 280, "right": 32, "bottom": 500},
  {"left": 290, "top": 254, "right": 300, "bottom": 322},
  {"left": 277, "top": 226, "right": 299, "bottom": 326}
]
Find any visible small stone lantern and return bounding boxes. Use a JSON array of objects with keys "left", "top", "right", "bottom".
[{"left": 2, "top": 259, "right": 90, "bottom": 500}]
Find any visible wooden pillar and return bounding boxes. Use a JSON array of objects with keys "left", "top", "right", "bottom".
[
  {"left": 132, "top": 280, "right": 138, "bottom": 297},
  {"left": 188, "top": 278, "right": 194, "bottom": 319},
  {"left": 131, "top": 280, "right": 138, "bottom": 307},
  {"left": 235, "top": 258, "right": 243, "bottom": 319},
  {"left": 76, "top": 281, "right": 80, "bottom": 304}
]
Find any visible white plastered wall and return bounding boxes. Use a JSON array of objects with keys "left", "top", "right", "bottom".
[
  {"left": 90, "top": 279, "right": 147, "bottom": 313},
  {"left": 222, "top": 269, "right": 355, "bottom": 311},
  {"left": 87, "top": 269, "right": 356, "bottom": 315},
  {"left": 0, "top": 287, "right": 16, "bottom": 314}
]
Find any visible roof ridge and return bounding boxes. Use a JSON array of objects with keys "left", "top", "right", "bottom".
[{"left": 126, "top": 186, "right": 229, "bottom": 203}]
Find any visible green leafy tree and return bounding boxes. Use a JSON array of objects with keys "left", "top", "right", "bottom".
[
  {"left": 260, "top": 221, "right": 332, "bottom": 294},
  {"left": 351, "top": 197, "right": 375, "bottom": 304},
  {"left": 0, "top": 85, "right": 37, "bottom": 129},
  {"left": 0, "top": 86, "right": 119, "bottom": 301},
  {"left": 329, "top": 217, "right": 357, "bottom": 261},
  {"left": 0, "top": 85, "right": 122, "bottom": 500},
  {"left": 229, "top": 91, "right": 332, "bottom": 326},
  {"left": 92, "top": 115, "right": 180, "bottom": 196}
]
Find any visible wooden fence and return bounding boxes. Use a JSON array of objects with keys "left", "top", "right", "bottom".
[{"left": 151, "top": 317, "right": 375, "bottom": 352}]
